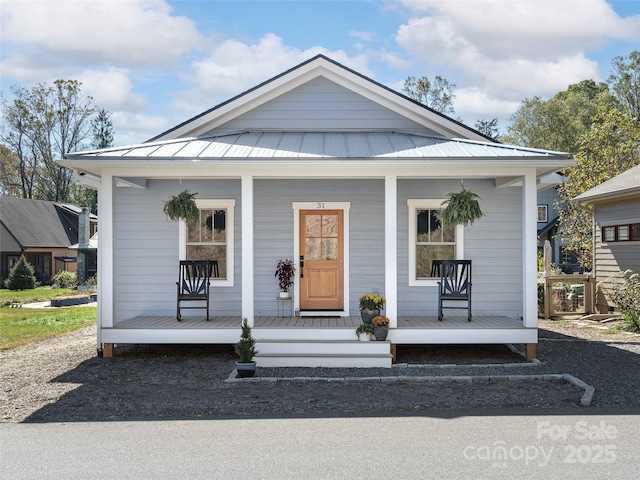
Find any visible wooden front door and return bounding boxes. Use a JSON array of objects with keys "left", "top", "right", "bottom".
[{"left": 299, "top": 210, "right": 344, "bottom": 310}]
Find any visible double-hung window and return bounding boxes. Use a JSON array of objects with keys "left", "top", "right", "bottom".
[
  {"left": 180, "top": 199, "right": 234, "bottom": 286},
  {"left": 408, "top": 199, "right": 463, "bottom": 286}
]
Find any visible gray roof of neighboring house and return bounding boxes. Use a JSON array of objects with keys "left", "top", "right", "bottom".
[
  {"left": 574, "top": 164, "right": 640, "bottom": 204},
  {"left": 0, "top": 197, "right": 94, "bottom": 248},
  {"left": 69, "top": 231, "right": 98, "bottom": 251}
]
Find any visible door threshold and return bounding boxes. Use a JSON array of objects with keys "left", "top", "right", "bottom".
[{"left": 299, "top": 311, "right": 348, "bottom": 317}]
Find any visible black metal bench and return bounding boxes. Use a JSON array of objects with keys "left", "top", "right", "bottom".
[
  {"left": 176, "top": 260, "right": 218, "bottom": 321},
  {"left": 437, "top": 260, "right": 472, "bottom": 321}
]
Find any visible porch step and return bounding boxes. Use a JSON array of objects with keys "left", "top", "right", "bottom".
[{"left": 255, "top": 339, "right": 393, "bottom": 368}]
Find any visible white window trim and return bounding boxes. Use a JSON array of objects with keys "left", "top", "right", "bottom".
[
  {"left": 407, "top": 199, "right": 464, "bottom": 287},
  {"left": 179, "top": 199, "right": 235, "bottom": 287}
]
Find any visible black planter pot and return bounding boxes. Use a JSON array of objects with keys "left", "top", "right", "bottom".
[
  {"left": 235, "top": 361, "right": 257, "bottom": 378},
  {"left": 360, "top": 309, "right": 380, "bottom": 324}
]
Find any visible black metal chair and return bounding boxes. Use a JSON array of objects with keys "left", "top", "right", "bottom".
[
  {"left": 437, "top": 260, "right": 472, "bottom": 321},
  {"left": 176, "top": 260, "right": 218, "bottom": 321}
]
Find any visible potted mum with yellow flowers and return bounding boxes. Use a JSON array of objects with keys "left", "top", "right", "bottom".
[{"left": 359, "top": 293, "right": 385, "bottom": 324}]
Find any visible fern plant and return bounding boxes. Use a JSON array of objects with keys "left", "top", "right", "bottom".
[
  {"left": 163, "top": 190, "right": 200, "bottom": 224},
  {"left": 440, "top": 187, "right": 484, "bottom": 227}
]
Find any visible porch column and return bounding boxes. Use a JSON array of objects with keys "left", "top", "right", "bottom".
[
  {"left": 385, "top": 176, "right": 398, "bottom": 328},
  {"left": 241, "top": 175, "right": 254, "bottom": 326},
  {"left": 97, "top": 171, "right": 114, "bottom": 344},
  {"left": 522, "top": 169, "right": 538, "bottom": 328}
]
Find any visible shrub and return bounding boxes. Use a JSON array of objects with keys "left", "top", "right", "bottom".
[
  {"left": 605, "top": 271, "right": 640, "bottom": 333},
  {"left": 53, "top": 270, "right": 78, "bottom": 289},
  {"left": 5, "top": 256, "right": 36, "bottom": 290}
]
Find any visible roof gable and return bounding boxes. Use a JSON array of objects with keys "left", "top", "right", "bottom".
[
  {"left": 0, "top": 197, "right": 79, "bottom": 248},
  {"left": 574, "top": 164, "right": 640, "bottom": 204},
  {"left": 150, "top": 55, "right": 490, "bottom": 143}
]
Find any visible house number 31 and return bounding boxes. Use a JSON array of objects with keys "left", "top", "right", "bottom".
[{"left": 316, "top": 202, "right": 325, "bottom": 208}]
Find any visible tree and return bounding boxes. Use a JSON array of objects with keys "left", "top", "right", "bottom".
[
  {"left": 69, "top": 108, "right": 114, "bottom": 214},
  {"left": 5, "top": 256, "right": 36, "bottom": 290},
  {"left": 556, "top": 107, "right": 640, "bottom": 267},
  {"left": 92, "top": 108, "right": 114, "bottom": 149},
  {"left": 403, "top": 75, "right": 456, "bottom": 115},
  {"left": 502, "top": 80, "right": 613, "bottom": 154},
  {"left": 474, "top": 118, "right": 499, "bottom": 139},
  {"left": 608, "top": 50, "right": 640, "bottom": 120},
  {"left": 0, "top": 80, "right": 97, "bottom": 202}
]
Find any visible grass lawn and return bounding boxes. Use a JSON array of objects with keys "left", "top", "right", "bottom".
[
  {"left": 0, "top": 287, "right": 95, "bottom": 306},
  {"left": 0, "top": 306, "right": 96, "bottom": 350}
]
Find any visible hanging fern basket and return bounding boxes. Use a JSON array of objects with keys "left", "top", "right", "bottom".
[
  {"left": 163, "top": 190, "right": 200, "bottom": 223},
  {"left": 440, "top": 187, "right": 484, "bottom": 227}
]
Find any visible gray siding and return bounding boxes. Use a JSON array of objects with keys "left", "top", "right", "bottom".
[
  {"left": 594, "top": 198, "right": 640, "bottom": 279},
  {"left": 113, "top": 179, "right": 241, "bottom": 322},
  {"left": 254, "top": 179, "right": 385, "bottom": 316},
  {"left": 398, "top": 179, "right": 524, "bottom": 317},
  {"left": 211, "top": 77, "right": 438, "bottom": 136},
  {"left": 113, "top": 177, "right": 525, "bottom": 320}
]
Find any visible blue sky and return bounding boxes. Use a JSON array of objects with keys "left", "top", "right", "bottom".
[{"left": 1, "top": 0, "right": 639, "bottom": 146}]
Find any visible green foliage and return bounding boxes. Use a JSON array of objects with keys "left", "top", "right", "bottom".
[
  {"left": 502, "top": 80, "right": 614, "bottom": 153},
  {"left": 53, "top": 271, "right": 78, "bottom": 289},
  {"left": 0, "top": 287, "right": 79, "bottom": 305},
  {"left": 358, "top": 293, "right": 385, "bottom": 310},
  {"left": 403, "top": 75, "right": 456, "bottom": 115},
  {"left": 440, "top": 188, "right": 484, "bottom": 227},
  {"left": 0, "top": 306, "right": 96, "bottom": 350},
  {"left": 0, "top": 79, "right": 98, "bottom": 202},
  {"left": 355, "top": 323, "right": 375, "bottom": 337},
  {"left": 234, "top": 318, "right": 258, "bottom": 363},
  {"left": 163, "top": 189, "right": 200, "bottom": 223},
  {"left": 605, "top": 272, "right": 640, "bottom": 313},
  {"left": 5, "top": 256, "right": 36, "bottom": 290},
  {"left": 608, "top": 50, "right": 640, "bottom": 120},
  {"left": 474, "top": 118, "right": 499, "bottom": 139},
  {"left": 557, "top": 107, "right": 640, "bottom": 267}
]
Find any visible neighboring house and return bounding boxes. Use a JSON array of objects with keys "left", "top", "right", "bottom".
[
  {"left": 62, "top": 55, "right": 573, "bottom": 363},
  {"left": 536, "top": 174, "right": 582, "bottom": 273},
  {"left": 574, "top": 164, "right": 640, "bottom": 312},
  {"left": 0, "top": 197, "right": 97, "bottom": 284}
]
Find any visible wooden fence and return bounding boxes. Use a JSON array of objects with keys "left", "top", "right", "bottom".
[{"left": 543, "top": 274, "right": 596, "bottom": 319}]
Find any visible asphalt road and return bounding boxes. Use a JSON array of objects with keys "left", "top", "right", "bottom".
[{"left": 2, "top": 410, "right": 639, "bottom": 479}]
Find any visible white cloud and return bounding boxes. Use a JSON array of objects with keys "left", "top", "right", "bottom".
[
  {"left": 172, "top": 33, "right": 373, "bottom": 117},
  {"left": 111, "top": 111, "right": 170, "bottom": 145},
  {"left": 395, "top": 0, "right": 639, "bottom": 101},
  {"left": 80, "top": 68, "right": 147, "bottom": 113},
  {"left": 1, "top": 0, "right": 201, "bottom": 71},
  {"left": 350, "top": 31, "right": 376, "bottom": 42}
]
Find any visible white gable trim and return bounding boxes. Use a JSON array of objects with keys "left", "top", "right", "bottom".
[{"left": 152, "top": 56, "right": 488, "bottom": 142}]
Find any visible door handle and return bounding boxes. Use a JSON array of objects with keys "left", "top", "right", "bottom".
[{"left": 300, "top": 256, "right": 304, "bottom": 278}]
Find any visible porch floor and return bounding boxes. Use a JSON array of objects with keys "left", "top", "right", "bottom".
[{"left": 115, "top": 315, "right": 523, "bottom": 330}]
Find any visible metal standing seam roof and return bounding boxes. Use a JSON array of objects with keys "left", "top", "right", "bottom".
[{"left": 67, "top": 132, "right": 569, "bottom": 160}]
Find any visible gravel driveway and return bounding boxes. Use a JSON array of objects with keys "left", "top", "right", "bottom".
[{"left": 1, "top": 319, "right": 639, "bottom": 423}]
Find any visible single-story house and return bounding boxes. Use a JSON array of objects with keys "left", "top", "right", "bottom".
[
  {"left": 0, "top": 197, "right": 97, "bottom": 284},
  {"left": 574, "top": 164, "right": 640, "bottom": 312},
  {"left": 62, "top": 55, "right": 573, "bottom": 365}
]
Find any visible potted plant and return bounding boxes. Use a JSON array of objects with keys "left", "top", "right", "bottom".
[
  {"left": 275, "top": 259, "right": 295, "bottom": 298},
  {"left": 355, "top": 323, "right": 374, "bottom": 341},
  {"left": 440, "top": 187, "right": 484, "bottom": 227},
  {"left": 163, "top": 189, "right": 200, "bottom": 224},
  {"left": 358, "top": 293, "right": 385, "bottom": 324},
  {"left": 234, "top": 318, "right": 258, "bottom": 378},
  {"left": 371, "top": 315, "right": 390, "bottom": 341}
]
